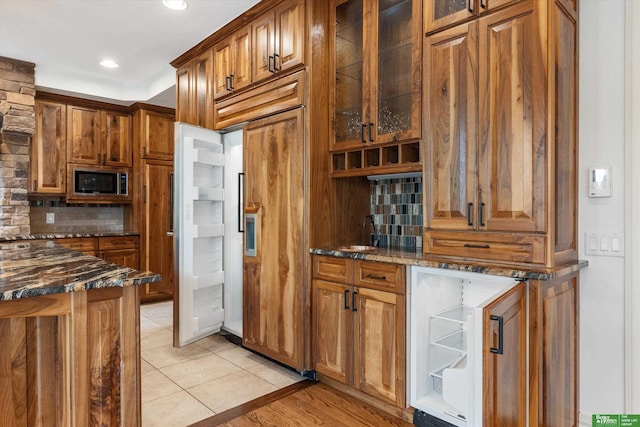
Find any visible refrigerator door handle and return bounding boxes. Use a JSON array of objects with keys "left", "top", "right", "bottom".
[
  {"left": 169, "top": 172, "right": 174, "bottom": 233},
  {"left": 238, "top": 172, "right": 244, "bottom": 233}
]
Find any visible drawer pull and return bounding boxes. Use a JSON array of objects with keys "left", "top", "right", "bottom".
[
  {"left": 365, "top": 273, "right": 387, "bottom": 280},
  {"left": 343, "top": 290, "right": 350, "bottom": 310},
  {"left": 463, "top": 243, "right": 490, "bottom": 249},
  {"left": 351, "top": 291, "right": 358, "bottom": 312}
]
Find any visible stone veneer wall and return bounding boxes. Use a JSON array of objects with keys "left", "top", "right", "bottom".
[{"left": 0, "top": 57, "right": 35, "bottom": 236}]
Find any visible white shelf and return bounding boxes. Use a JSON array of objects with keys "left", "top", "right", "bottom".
[
  {"left": 192, "top": 271, "right": 225, "bottom": 290},
  {"left": 193, "top": 187, "right": 223, "bottom": 201},
  {"left": 432, "top": 306, "right": 473, "bottom": 324},
  {"left": 432, "top": 330, "right": 467, "bottom": 353},
  {"left": 193, "top": 224, "right": 224, "bottom": 238},
  {"left": 194, "top": 149, "right": 224, "bottom": 167}
]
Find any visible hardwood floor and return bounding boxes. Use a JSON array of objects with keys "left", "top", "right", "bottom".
[{"left": 190, "top": 381, "right": 414, "bottom": 426}]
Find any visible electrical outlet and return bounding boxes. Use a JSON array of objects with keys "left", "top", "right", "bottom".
[{"left": 45, "top": 213, "right": 55, "bottom": 224}]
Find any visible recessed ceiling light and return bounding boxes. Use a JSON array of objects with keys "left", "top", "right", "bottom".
[
  {"left": 100, "top": 59, "right": 119, "bottom": 69},
  {"left": 163, "top": 0, "right": 188, "bottom": 10}
]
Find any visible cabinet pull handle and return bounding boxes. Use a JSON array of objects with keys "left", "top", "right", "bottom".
[
  {"left": 480, "top": 0, "right": 486, "bottom": 9},
  {"left": 344, "top": 290, "right": 350, "bottom": 310},
  {"left": 143, "top": 185, "right": 147, "bottom": 204},
  {"left": 33, "top": 180, "right": 37, "bottom": 191},
  {"left": 143, "top": 146, "right": 147, "bottom": 157},
  {"left": 351, "top": 291, "right": 358, "bottom": 312},
  {"left": 480, "top": 202, "right": 486, "bottom": 227},
  {"left": 273, "top": 53, "right": 280, "bottom": 71},
  {"left": 368, "top": 123, "right": 374, "bottom": 142},
  {"left": 365, "top": 273, "right": 387, "bottom": 280},
  {"left": 490, "top": 315, "right": 504, "bottom": 354},
  {"left": 268, "top": 55, "right": 274, "bottom": 73},
  {"left": 229, "top": 74, "right": 235, "bottom": 90},
  {"left": 464, "top": 243, "right": 490, "bottom": 249},
  {"left": 467, "top": 202, "right": 473, "bottom": 226},
  {"left": 468, "top": 0, "right": 474, "bottom": 12},
  {"left": 361, "top": 124, "right": 367, "bottom": 143},
  {"left": 225, "top": 75, "right": 230, "bottom": 91}
]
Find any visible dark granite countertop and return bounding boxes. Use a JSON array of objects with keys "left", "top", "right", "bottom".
[
  {"left": 310, "top": 246, "right": 588, "bottom": 281},
  {"left": 0, "top": 240, "right": 160, "bottom": 301},
  {"left": 0, "top": 231, "right": 140, "bottom": 241}
]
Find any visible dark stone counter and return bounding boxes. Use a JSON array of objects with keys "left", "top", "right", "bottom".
[
  {"left": 0, "top": 240, "right": 160, "bottom": 301},
  {"left": 310, "top": 246, "right": 587, "bottom": 281}
]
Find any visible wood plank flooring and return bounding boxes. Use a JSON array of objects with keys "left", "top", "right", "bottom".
[{"left": 190, "top": 381, "right": 414, "bottom": 426}]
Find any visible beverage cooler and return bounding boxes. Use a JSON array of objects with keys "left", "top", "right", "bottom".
[{"left": 408, "top": 266, "right": 524, "bottom": 427}]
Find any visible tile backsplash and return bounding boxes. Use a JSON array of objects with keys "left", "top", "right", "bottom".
[
  {"left": 370, "top": 176, "right": 423, "bottom": 250},
  {"left": 30, "top": 202, "right": 125, "bottom": 234}
]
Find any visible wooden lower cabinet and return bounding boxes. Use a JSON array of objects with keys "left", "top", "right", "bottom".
[
  {"left": 312, "top": 255, "right": 406, "bottom": 408},
  {"left": 56, "top": 236, "right": 140, "bottom": 270},
  {"left": 0, "top": 285, "right": 141, "bottom": 426}
]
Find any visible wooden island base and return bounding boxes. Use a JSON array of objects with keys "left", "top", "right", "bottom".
[{"left": 0, "top": 285, "right": 141, "bottom": 427}]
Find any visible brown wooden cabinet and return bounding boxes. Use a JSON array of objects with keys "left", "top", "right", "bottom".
[
  {"left": 423, "top": 0, "right": 578, "bottom": 268},
  {"left": 176, "top": 50, "right": 216, "bottom": 128},
  {"left": 424, "top": 0, "right": 523, "bottom": 34},
  {"left": 139, "top": 159, "right": 175, "bottom": 303},
  {"left": 330, "top": 0, "right": 421, "bottom": 151},
  {"left": 213, "top": 25, "right": 252, "bottom": 100},
  {"left": 132, "top": 105, "right": 176, "bottom": 303},
  {"left": 312, "top": 255, "right": 406, "bottom": 408},
  {"left": 99, "top": 236, "right": 139, "bottom": 269},
  {"left": 243, "top": 108, "right": 305, "bottom": 370},
  {"left": 67, "top": 105, "right": 132, "bottom": 167},
  {"left": 31, "top": 99, "right": 67, "bottom": 194},
  {"left": 252, "top": 0, "right": 305, "bottom": 83}
]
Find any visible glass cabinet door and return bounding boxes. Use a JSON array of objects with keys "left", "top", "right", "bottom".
[
  {"left": 374, "top": 0, "right": 420, "bottom": 144},
  {"left": 333, "top": 0, "right": 364, "bottom": 145},
  {"left": 424, "top": 0, "right": 473, "bottom": 33}
]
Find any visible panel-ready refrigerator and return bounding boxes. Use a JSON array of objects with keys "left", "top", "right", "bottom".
[
  {"left": 409, "top": 266, "right": 526, "bottom": 426},
  {"left": 173, "top": 123, "right": 243, "bottom": 346}
]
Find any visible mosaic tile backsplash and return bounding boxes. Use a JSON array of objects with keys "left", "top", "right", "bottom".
[
  {"left": 30, "top": 201, "right": 126, "bottom": 234},
  {"left": 370, "top": 176, "right": 423, "bottom": 250}
]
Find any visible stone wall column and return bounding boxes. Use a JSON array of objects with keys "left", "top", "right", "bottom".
[{"left": 0, "top": 56, "right": 36, "bottom": 236}]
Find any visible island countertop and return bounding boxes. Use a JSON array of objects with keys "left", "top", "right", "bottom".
[{"left": 0, "top": 239, "right": 161, "bottom": 301}]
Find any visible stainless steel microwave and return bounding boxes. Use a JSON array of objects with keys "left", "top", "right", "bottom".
[{"left": 67, "top": 167, "right": 131, "bottom": 203}]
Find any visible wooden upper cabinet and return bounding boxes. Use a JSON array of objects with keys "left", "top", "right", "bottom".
[
  {"left": 31, "top": 100, "right": 66, "bottom": 194},
  {"left": 192, "top": 50, "right": 214, "bottom": 129},
  {"left": 103, "top": 111, "right": 132, "bottom": 167},
  {"left": 213, "top": 25, "right": 252, "bottom": 99},
  {"left": 425, "top": 21, "right": 478, "bottom": 230},
  {"left": 477, "top": 3, "right": 544, "bottom": 233},
  {"left": 139, "top": 109, "right": 175, "bottom": 160},
  {"left": 252, "top": 0, "right": 305, "bottom": 84},
  {"left": 67, "top": 105, "right": 132, "bottom": 167},
  {"left": 176, "top": 64, "right": 191, "bottom": 123},
  {"left": 67, "top": 105, "right": 102, "bottom": 165},
  {"left": 331, "top": 0, "right": 421, "bottom": 150},
  {"left": 424, "top": 0, "right": 523, "bottom": 34},
  {"left": 426, "top": 2, "right": 543, "bottom": 234}
]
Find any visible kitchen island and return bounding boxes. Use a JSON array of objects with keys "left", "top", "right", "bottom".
[{"left": 0, "top": 240, "right": 160, "bottom": 427}]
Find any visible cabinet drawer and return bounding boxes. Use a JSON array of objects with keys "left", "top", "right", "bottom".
[
  {"left": 56, "top": 237, "right": 98, "bottom": 253},
  {"left": 354, "top": 261, "right": 405, "bottom": 294},
  {"left": 424, "top": 231, "right": 546, "bottom": 265},
  {"left": 99, "top": 236, "right": 139, "bottom": 250},
  {"left": 313, "top": 256, "right": 352, "bottom": 283}
]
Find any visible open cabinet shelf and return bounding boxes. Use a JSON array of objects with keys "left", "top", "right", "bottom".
[{"left": 331, "top": 141, "right": 421, "bottom": 177}]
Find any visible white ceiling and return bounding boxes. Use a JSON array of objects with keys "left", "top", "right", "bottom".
[{"left": 0, "top": 0, "right": 260, "bottom": 108}]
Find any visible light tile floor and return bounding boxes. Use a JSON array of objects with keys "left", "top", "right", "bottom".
[{"left": 140, "top": 301, "right": 303, "bottom": 427}]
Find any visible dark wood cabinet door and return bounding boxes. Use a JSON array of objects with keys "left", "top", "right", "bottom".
[
  {"left": 313, "top": 279, "right": 351, "bottom": 384},
  {"left": 103, "top": 111, "right": 132, "bottom": 167},
  {"left": 192, "top": 50, "right": 214, "bottom": 129},
  {"left": 425, "top": 20, "right": 478, "bottom": 230},
  {"left": 213, "top": 36, "right": 234, "bottom": 99},
  {"left": 477, "top": 3, "right": 545, "bottom": 233},
  {"left": 232, "top": 25, "right": 252, "bottom": 92},
  {"left": 101, "top": 248, "right": 139, "bottom": 269},
  {"left": 483, "top": 281, "right": 527, "bottom": 427},
  {"left": 353, "top": 286, "right": 405, "bottom": 408},
  {"left": 243, "top": 108, "right": 304, "bottom": 370},
  {"left": 251, "top": 10, "right": 276, "bottom": 83},
  {"left": 140, "top": 160, "right": 174, "bottom": 303},
  {"left": 142, "top": 109, "right": 174, "bottom": 160},
  {"left": 32, "top": 100, "right": 66, "bottom": 194},
  {"left": 67, "top": 104, "right": 102, "bottom": 165},
  {"left": 176, "top": 64, "right": 191, "bottom": 123},
  {"left": 274, "top": 0, "right": 305, "bottom": 73}
]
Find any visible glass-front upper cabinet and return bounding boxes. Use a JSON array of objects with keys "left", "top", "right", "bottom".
[
  {"left": 424, "top": 0, "right": 523, "bottom": 33},
  {"left": 331, "top": 0, "right": 421, "bottom": 150}
]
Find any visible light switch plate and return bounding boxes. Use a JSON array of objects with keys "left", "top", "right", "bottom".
[
  {"left": 45, "top": 213, "right": 55, "bottom": 224},
  {"left": 585, "top": 232, "right": 624, "bottom": 257}
]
